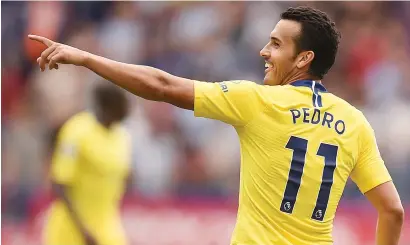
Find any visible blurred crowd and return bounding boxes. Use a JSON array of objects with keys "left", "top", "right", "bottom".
[{"left": 2, "top": 1, "right": 410, "bottom": 221}]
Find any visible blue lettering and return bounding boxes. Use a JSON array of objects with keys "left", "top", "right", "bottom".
[
  {"left": 311, "top": 109, "right": 320, "bottom": 124},
  {"left": 302, "top": 108, "right": 310, "bottom": 123},
  {"left": 290, "top": 109, "right": 301, "bottom": 124},
  {"left": 289, "top": 109, "right": 345, "bottom": 135},
  {"left": 322, "top": 112, "right": 334, "bottom": 128},
  {"left": 335, "top": 120, "right": 346, "bottom": 135}
]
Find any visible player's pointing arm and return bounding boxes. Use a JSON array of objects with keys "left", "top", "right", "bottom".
[
  {"left": 28, "top": 35, "right": 267, "bottom": 126},
  {"left": 28, "top": 35, "right": 195, "bottom": 110}
]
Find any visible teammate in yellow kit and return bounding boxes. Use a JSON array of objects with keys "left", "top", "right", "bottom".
[
  {"left": 30, "top": 6, "right": 404, "bottom": 245},
  {"left": 43, "top": 83, "right": 131, "bottom": 245}
]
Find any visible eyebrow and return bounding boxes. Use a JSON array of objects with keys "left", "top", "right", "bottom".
[{"left": 270, "top": 36, "right": 282, "bottom": 44}]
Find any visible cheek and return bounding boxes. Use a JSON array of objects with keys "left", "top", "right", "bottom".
[
  {"left": 275, "top": 53, "right": 294, "bottom": 72},
  {"left": 271, "top": 50, "right": 287, "bottom": 66}
]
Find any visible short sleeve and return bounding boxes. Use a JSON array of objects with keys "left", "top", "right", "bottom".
[
  {"left": 194, "top": 80, "right": 267, "bottom": 126},
  {"left": 350, "top": 116, "right": 392, "bottom": 193},
  {"left": 51, "top": 121, "right": 82, "bottom": 185}
]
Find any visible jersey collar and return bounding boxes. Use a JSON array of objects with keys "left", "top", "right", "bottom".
[{"left": 290, "top": 80, "right": 327, "bottom": 92}]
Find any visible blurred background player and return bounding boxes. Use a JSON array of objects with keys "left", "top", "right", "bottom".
[
  {"left": 43, "top": 82, "right": 131, "bottom": 245},
  {"left": 29, "top": 6, "right": 404, "bottom": 245}
]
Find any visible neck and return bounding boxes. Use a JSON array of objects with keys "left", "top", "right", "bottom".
[
  {"left": 95, "top": 113, "right": 113, "bottom": 129},
  {"left": 100, "top": 121, "right": 112, "bottom": 129},
  {"left": 281, "top": 71, "right": 320, "bottom": 86}
]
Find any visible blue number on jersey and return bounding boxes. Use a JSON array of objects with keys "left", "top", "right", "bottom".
[
  {"left": 281, "top": 136, "right": 338, "bottom": 221},
  {"left": 280, "top": 136, "right": 308, "bottom": 214}
]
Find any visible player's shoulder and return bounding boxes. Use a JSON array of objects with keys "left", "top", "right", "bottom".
[
  {"left": 63, "top": 111, "right": 95, "bottom": 128},
  {"left": 224, "top": 80, "right": 285, "bottom": 94},
  {"left": 322, "top": 92, "right": 373, "bottom": 136},
  {"left": 251, "top": 82, "right": 306, "bottom": 103},
  {"left": 324, "top": 92, "right": 365, "bottom": 118},
  {"left": 221, "top": 81, "right": 308, "bottom": 105},
  {"left": 112, "top": 123, "right": 131, "bottom": 140},
  {"left": 218, "top": 80, "right": 261, "bottom": 90},
  {"left": 215, "top": 80, "right": 271, "bottom": 100},
  {"left": 59, "top": 111, "right": 95, "bottom": 139}
]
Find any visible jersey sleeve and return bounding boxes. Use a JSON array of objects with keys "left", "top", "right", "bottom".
[
  {"left": 194, "top": 80, "right": 267, "bottom": 126},
  {"left": 51, "top": 120, "right": 83, "bottom": 185},
  {"left": 350, "top": 115, "right": 392, "bottom": 193}
]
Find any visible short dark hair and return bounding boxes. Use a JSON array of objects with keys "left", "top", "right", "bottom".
[
  {"left": 281, "top": 6, "right": 341, "bottom": 79},
  {"left": 93, "top": 82, "right": 129, "bottom": 121}
]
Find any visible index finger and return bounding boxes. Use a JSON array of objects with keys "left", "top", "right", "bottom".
[{"left": 28, "top": 34, "right": 54, "bottom": 47}]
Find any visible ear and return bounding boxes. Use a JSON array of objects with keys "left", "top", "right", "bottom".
[{"left": 296, "top": 51, "right": 315, "bottom": 69}]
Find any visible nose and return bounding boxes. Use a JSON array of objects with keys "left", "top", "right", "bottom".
[{"left": 260, "top": 45, "right": 270, "bottom": 58}]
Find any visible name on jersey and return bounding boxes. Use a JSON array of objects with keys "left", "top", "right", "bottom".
[{"left": 290, "top": 108, "right": 346, "bottom": 135}]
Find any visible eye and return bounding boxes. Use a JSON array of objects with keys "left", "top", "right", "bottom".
[{"left": 270, "top": 40, "right": 280, "bottom": 48}]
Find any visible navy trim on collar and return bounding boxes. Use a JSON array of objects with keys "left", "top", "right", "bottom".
[{"left": 290, "top": 80, "right": 328, "bottom": 93}]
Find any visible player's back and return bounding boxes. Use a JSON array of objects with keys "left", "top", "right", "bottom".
[
  {"left": 230, "top": 80, "right": 387, "bottom": 245},
  {"left": 194, "top": 79, "right": 391, "bottom": 245}
]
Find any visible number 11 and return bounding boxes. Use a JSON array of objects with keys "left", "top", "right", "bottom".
[{"left": 280, "top": 136, "right": 338, "bottom": 221}]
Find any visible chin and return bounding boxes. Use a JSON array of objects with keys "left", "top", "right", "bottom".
[
  {"left": 263, "top": 70, "right": 279, "bottom": 85},
  {"left": 263, "top": 75, "right": 277, "bottom": 86}
]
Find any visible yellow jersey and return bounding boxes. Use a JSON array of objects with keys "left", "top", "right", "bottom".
[
  {"left": 44, "top": 112, "right": 131, "bottom": 245},
  {"left": 194, "top": 79, "right": 392, "bottom": 245}
]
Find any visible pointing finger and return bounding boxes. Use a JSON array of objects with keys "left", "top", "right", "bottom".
[{"left": 28, "top": 34, "right": 54, "bottom": 47}]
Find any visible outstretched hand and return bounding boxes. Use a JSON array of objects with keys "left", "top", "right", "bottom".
[{"left": 28, "top": 34, "right": 89, "bottom": 71}]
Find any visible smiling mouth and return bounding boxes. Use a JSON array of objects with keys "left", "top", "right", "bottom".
[{"left": 265, "top": 62, "right": 273, "bottom": 74}]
